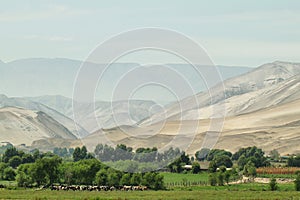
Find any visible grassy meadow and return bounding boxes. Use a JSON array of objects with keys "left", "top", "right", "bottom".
[{"left": 1, "top": 183, "right": 300, "bottom": 200}]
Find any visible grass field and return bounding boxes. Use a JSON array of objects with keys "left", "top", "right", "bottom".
[
  {"left": 162, "top": 172, "right": 208, "bottom": 184},
  {"left": 1, "top": 183, "right": 300, "bottom": 200},
  {"left": 1, "top": 173, "right": 300, "bottom": 199}
]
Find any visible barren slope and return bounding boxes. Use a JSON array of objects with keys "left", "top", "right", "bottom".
[
  {"left": 82, "top": 98, "right": 300, "bottom": 155},
  {"left": 0, "top": 107, "right": 76, "bottom": 146}
]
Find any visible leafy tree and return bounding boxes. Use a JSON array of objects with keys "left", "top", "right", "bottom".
[
  {"left": 213, "top": 155, "right": 233, "bottom": 168},
  {"left": 192, "top": 162, "right": 201, "bottom": 174},
  {"left": 167, "top": 152, "right": 190, "bottom": 173},
  {"left": 107, "top": 170, "right": 120, "bottom": 187},
  {"left": 0, "top": 162, "right": 8, "bottom": 179},
  {"left": 288, "top": 155, "right": 300, "bottom": 167},
  {"left": 233, "top": 146, "right": 269, "bottom": 168},
  {"left": 217, "top": 172, "right": 224, "bottom": 186},
  {"left": 9, "top": 156, "right": 22, "bottom": 168},
  {"left": 95, "top": 169, "right": 108, "bottom": 186},
  {"left": 3, "top": 167, "right": 16, "bottom": 181},
  {"left": 153, "top": 173, "right": 164, "bottom": 190},
  {"left": 73, "top": 147, "right": 82, "bottom": 162},
  {"left": 16, "top": 164, "right": 34, "bottom": 187},
  {"left": 243, "top": 161, "right": 256, "bottom": 177},
  {"left": 208, "top": 160, "right": 217, "bottom": 173},
  {"left": 2, "top": 147, "right": 19, "bottom": 163},
  {"left": 142, "top": 172, "right": 164, "bottom": 190},
  {"left": 21, "top": 154, "right": 34, "bottom": 164},
  {"left": 120, "top": 173, "right": 131, "bottom": 185},
  {"left": 80, "top": 146, "right": 88, "bottom": 159},
  {"left": 269, "top": 178, "right": 278, "bottom": 191},
  {"left": 237, "top": 155, "right": 247, "bottom": 170},
  {"left": 208, "top": 173, "right": 217, "bottom": 186},
  {"left": 195, "top": 148, "right": 210, "bottom": 161},
  {"left": 130, "top": 173, "right": 142, "bottom": 185},
  {"left": 224, "top": 170, "right": 231, "bottom": 185},
  {"left": 31, "top": 156, "right": 62, "bottom": 186},
  {"left": 32, "top": 149, "right": 41, "bottom": 160},
  {"left": 207, "top": 149, "right": 232, "bottom": 161},
  {"left": 73, "top": 159, "right": 102, "bottom": 185},
  {"left": 294, "top": 173, "right": 300, "bottom": 191}
]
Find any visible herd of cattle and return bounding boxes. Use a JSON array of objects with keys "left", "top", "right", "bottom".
[{"left": 49, "top": 185, "right": 148, "bottom": 191}]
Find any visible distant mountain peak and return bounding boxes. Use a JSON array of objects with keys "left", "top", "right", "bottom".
[
  {"left": 273, "top": 60, "right": 299, "bottom": 65},
  {"left": 0, "top": 94, "right": 8, "bottom": 100}
]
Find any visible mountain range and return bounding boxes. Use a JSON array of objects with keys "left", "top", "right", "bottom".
[{"left": 1, "top": 59, "right": 300, "bottom": 155}]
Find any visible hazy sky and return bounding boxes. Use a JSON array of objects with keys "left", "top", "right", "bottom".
[{"left": 0, "top": 0, "right": 300, "bottom": 66}]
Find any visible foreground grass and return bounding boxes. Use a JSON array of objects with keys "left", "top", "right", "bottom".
[{"left": 1, "top": 184, "right": 300, "bottom": 200}]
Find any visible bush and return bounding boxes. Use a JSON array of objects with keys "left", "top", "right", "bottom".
[
  {"left": 192, "top": 162, "right": 201, "bottom": 174},
  {"left": 269, "top": 178, "right": 278, "bottom": 191},
  {"left": 217, "top": 172, "right": 224, "bottom": 186},
  {"left": 3, "top": 167, "right": 16, "bottom": 181},
  {"left": 208, "top": 173, "right": 217, "bottom": 186},
  {"left": 294, "top": 174, "right": 300, "bottom": 191}
]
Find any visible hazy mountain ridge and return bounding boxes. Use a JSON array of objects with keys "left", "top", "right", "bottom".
[
  {"left": 1, "top": 60, "right": 300, "bottom": 155},
  {"left": 141, "top": 61, "right": 300, "bottom": 125},
  {"left": 0, "top": 58, "right": 252, "bottom": 100},
  {"left": 27, "top": 95, "right": 158, "bottom": 132},
  {"left": 0, "top": 95, "right": 88, "bottom": 138},
  {"left": 0, "top": 107, "right": 77, "bottom": 146}
]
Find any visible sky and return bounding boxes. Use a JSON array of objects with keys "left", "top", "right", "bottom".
[{"left": 0, "top": 0, "right": 300, "bottom": 66}]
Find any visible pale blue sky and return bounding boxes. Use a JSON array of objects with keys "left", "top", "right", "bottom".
[{"left": 0, "top": 0, "right": 300, "bottom": 66}]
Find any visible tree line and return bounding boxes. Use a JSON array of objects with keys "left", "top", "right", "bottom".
[{"left": 0, "top": 145, "right": 164, "bottom": 190}]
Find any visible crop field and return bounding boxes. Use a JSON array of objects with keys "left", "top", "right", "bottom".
[{"left": 256, "top": 167, "right": 300, "bottom": 175}]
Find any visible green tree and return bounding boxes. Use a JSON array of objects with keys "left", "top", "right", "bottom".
[
  {"left": 80, "top": 146, "right": 88, "bottom": 159},
  {"left": 237, "top": 155, "right": 247, "bottom": 170},
  {"left": 21, "top": 154, "right": 34, "bottom": 164},
  {"left": 130, "top": 173, "right": 142, "bottom": 185},
  {"left": 107, "top": 170, "right": 120, "bottom": 187},
  {"left": 9, "top": 156, "right": 22, "bottom": 168},
  {"left": 16, "top": 164, "right": 34, "bottom": 187},
  {"left": 153, "top": 173, "right": 164, "bottom": 190},
  {"left": 2, "top": 147, "right": 19, "bottom": 163},
  {"left": 208, "top": 173, "right": 217, "bottom": 186},
  {"left": 294, "top": 173, "right": 300, "bottom": 191},
  {"left": 0, "top": 162, "right": 8, "bottom": 179},
  {"left": 195, "top": 148, "right": 210, "bottom": 161},
  {"left": 214, "top": 155, "right": 233, "bottom": 168},
  {"left": 73, "top": 147, "right": 81, "bottom": 162},
  {"left": 233, "top": 146, "right": 270, "bottom": 168},
  {"left": 207, "top": 149, "right": 232, "bottom": 161},
  {"left": 217, "top": 172, "right": 224, "bottom": 186},
  {"left": 3, "top": 167, "right": 16, "bottom": 181},
  {"left": 95, "top": 169, "right": 108, "bottom": 186},
  {"left": 243, "top": 161, "right": 256, "bottom": 177},
  {"left": 269, "top": 178, "right": 278, "bottom": 191},
  {"left": 142, "top": 172, "right": 164, "bottom": 190},
  {"left": 224, "top": 170, "right": 232, "bottom": 185},
  {"left": 208, "top": 160, "right": 217, "bottom": 173},
  {"left": 120, "top": 173, "right": 131, "bottom": 185},
  {"left": 192, "top": 162, "right": 201, "bottom": 174},
  {"left": 31, "top": 156, "right": 62, "bottom": 186}
]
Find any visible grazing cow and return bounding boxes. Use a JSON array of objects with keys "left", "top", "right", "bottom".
[
  {"left": 122, "top": 185, "right": 132, "bottom": 191},
  {"left": 110, "top": 186, "right": 116, "bottom": 191}
]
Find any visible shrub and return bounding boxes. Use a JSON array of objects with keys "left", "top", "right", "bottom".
[
  {"left": 294, "top": 174, "right": 300, "bottom": 191},
  {"left": 269, "top": 178, "right": 278, "bottom": 191},
  {"left": 208, "top": 173, "right": 217, "bottom": 186}
]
